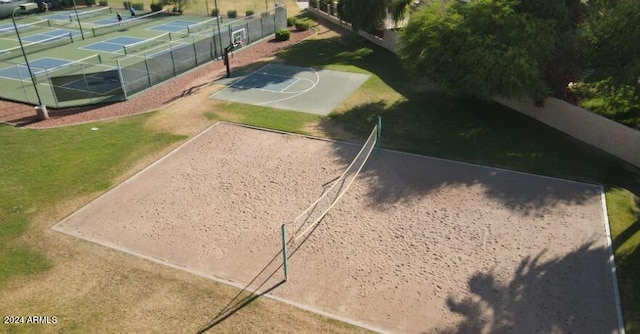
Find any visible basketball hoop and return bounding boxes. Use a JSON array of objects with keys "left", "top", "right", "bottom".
[{"left": 233, "top": 39, "right": 245, "bottom": 49}]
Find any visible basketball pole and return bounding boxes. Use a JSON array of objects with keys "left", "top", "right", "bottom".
[{"left": 281, "top": 223, "right": 289, "bottom": 281}]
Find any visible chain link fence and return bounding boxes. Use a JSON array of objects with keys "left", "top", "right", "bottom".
[{"left": 0, "top": 5, "right": 287, "bottom": 108}]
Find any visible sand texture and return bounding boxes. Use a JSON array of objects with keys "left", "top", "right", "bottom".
[{"left": 53, "top": 122, "right": 620, "bottom": 333}]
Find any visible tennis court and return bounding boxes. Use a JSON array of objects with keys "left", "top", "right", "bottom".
[
  {"left": 148, "top": 20, "right": 200, "bottom": 33},
  {"left": 0, "top": 57, "right": 74, "bottom": 80},
  {"left": 211, "top": 63, "right": 371, "bottom": 115},
  {"left": 0, "top": 5, "right": 286, "bottom": 108},
  {"left": 52, "top": 122, "right": 622, "bottom": 333}
]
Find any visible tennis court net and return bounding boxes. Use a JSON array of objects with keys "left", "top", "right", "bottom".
[
  {"left": 0, "top": 32, "right": 74, "bottom": 62},
  {"left": 292, "top": 123, "right": 379, "bottom": 241},
  {"left": 187, "top": 17, "right": 218, "bottom": 35},
  {"left": 70, "top": 7, "right": 113, "bottom": 21},
  {"left": 91, "top": 10, "right": 163, "bottom": 37},
  {"left": 123, "top": 32, "right": 173, "bottom": 55},
  {"left": 0, "top": 19, "right": 52, "bottom": 36}
]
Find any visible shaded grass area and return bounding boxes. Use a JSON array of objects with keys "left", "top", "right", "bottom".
[{"left": 0, "top": 113, "right": 184, "bottom": 286}]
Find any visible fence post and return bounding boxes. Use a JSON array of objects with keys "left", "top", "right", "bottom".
[
  {"left": 170, "top": 49, "right": 176, "bottom": 75},
  {"left": 143, "top": 57, "right": 152, "bottom": 86},
  {"left": 44, "top": 68, "right": 58, "bottom": 108},
  {"left": 192, "top": 35, "right": 198, "bottom": 65},
  {"left": 116, "top": 59, "right": 128, "bottom": 100}
]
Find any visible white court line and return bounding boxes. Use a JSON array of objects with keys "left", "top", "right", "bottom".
[
  {"left": 253, "top": 67, "right": 319, "bottom": 106},
  {"left": 278, "top": 77, "right": 301, "bottom": 92},
  {"left": 600, "top": 189, "right": 626, "bottom": 334}
]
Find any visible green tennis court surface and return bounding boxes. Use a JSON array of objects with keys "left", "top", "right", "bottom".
[
  {"left": 0, "top": 5, "right": 287, "bottom": 108},
  {"left": 211, "top": 63, "right": 370, "bottom": 115}
]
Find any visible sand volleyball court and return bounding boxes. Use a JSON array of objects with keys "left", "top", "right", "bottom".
[{"left": 53, "top": 122, "right": 621, "bottom": 333}]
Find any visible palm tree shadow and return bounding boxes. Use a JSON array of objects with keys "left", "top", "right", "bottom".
[{"left": 438, "top": 243, "right": 621, "bottom": 334}]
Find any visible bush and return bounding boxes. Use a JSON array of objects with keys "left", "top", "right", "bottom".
[
  {"left": 211, "top": 8, "right": 218, "bottom": 16},
  {"left": 150, "top": 3, "right": 162, "bottom": 11},
  {"left": 570, "top": 78, "right": 640, "bottom": 128},
  {"left": 309, "top": 0, "right": 317, "bottom": 7},
  {"left": 85, "top": 0, "right": 95, "bottom": 6},
  {"left": 294, "top": 20, "right": 311, "bottom": 31},
  {"left": 131, "top": 2, "right": 143, "bottom": 10},
  {"left": 275, "top": 28, "right": 290, "bottom": 41},
  {"left": 98, "top": 0, "right": 108, "bottom": 5},
  {"left": 227, "top": 9, "right": 237, "bottom": 18},
  {"left": 123, "top": 1, "right": 130, "bottom": 9},
  {"left": 245, "top": 9, "right": 254, "bottom": 17},
  {"left": 287, "top": 17, "right": 296, "bottom": 27}
]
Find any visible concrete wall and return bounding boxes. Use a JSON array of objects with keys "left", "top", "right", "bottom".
[
  {"left": 307, "top": 6, "right": 640, "bottom": 169},
  {"left": 307, "top": 7, "right": 398, "bottom": 53}
]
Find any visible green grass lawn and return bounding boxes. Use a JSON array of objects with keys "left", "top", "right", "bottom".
[
  {"left": 1, "top": 16, "right": 639, "bottom": 332},
  {"left": 0, "top": 113, "right": 184, "bottom": 286}
]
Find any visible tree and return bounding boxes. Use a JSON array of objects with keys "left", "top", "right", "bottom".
[
  {"left": 398, "top": 0, "right": 556, "bottom": 100},
  {"left": 583, "top": 0, "right": 640, "bottom": 86},
  {"left": 336, "top": 0, "right": 412, "bottom": 32}
]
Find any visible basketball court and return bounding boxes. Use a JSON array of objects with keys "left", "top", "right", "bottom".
[
  {"left": 211, "top": 63, "right": 371, "bottom": 115},
  {"left": 52, "top": 122, "right": 622, "bottom": 333}
]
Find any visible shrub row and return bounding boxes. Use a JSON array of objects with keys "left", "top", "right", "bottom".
[
  {"left": 210, "top": 8, "right": 270, "bottom": 18},
  {"left": 287, "top": 17, "right": 311, "bottom": 31}
]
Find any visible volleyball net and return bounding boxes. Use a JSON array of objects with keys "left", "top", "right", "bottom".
[{"left": 280, "top": 117, "right": 381, "bottom": 281}]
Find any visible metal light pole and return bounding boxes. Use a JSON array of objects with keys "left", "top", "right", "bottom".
[
  {"left": 12, "top": 4, "right": 48, "bottom": 120},
  {"left": 71, "top": 0, "right": 85, "bottom": 40}
]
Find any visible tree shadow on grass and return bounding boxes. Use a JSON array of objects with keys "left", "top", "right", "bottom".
[
  {"left": 319, "top": 98, "right": 611, "bottom": 216},
  {"left": 438, "top": 243, "right": 620, "bottom": 334}
]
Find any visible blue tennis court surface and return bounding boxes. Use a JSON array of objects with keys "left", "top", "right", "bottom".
[
  {"left": 92, "top": 16, "right": 135, "bottom": 25},
  {"left": 0, "top": 23, "right": 14, "bottom": 34},
  {"left": 22, "top": 29, "right": 80, "bottom": 43},
  {"left": 231, "top": 72, "right": 298, "bottom": 92},
  {"left": 148, "top": 20, "right": 198, "bottom": 33},
  {"left": 47, "top": 13, "right": 73, "bottom": 21},
  {"left": 81, "top": 36, "right": 145, "bottom": 53},
  {"left": 0, "top": 57, "right": 71, "bottom": 80}
]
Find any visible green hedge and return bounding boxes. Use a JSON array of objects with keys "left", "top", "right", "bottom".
[
  {"left": 131, "top": 2, "right": 143, "bottom": 10},
  {"left": 295, "top": 20, "right": 311, "bottom": 31},
  {"left": 287, "top": 17, "right": 296, "bottom": 27},
  {"left": 98, "top": 0, "right": 108, "bottom": 5},
  {"left": 245, "top": 9, "right": 254, "bottom": 17},
  {"left": 211, "top": 8, "right": 218, "bottom": 16},
  {"left": 150, "top": 3, "right": 162, "bottom": 11},
  {"left": 123, "top": 1, "right": 130, "bottom": 9},
  {"left": 227, "top": 9, "right": 237, "bottom": 18},
  {"left": 275, "top": 28, "right": 290, "bottom": 41}
]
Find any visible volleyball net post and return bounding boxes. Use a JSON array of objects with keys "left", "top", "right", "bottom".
[
  {"left": 279, "top": 119, "right": 382, "bottom": 282},
  {"left": 281, "top": 223, "right": 289, "bottom": 281}
]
